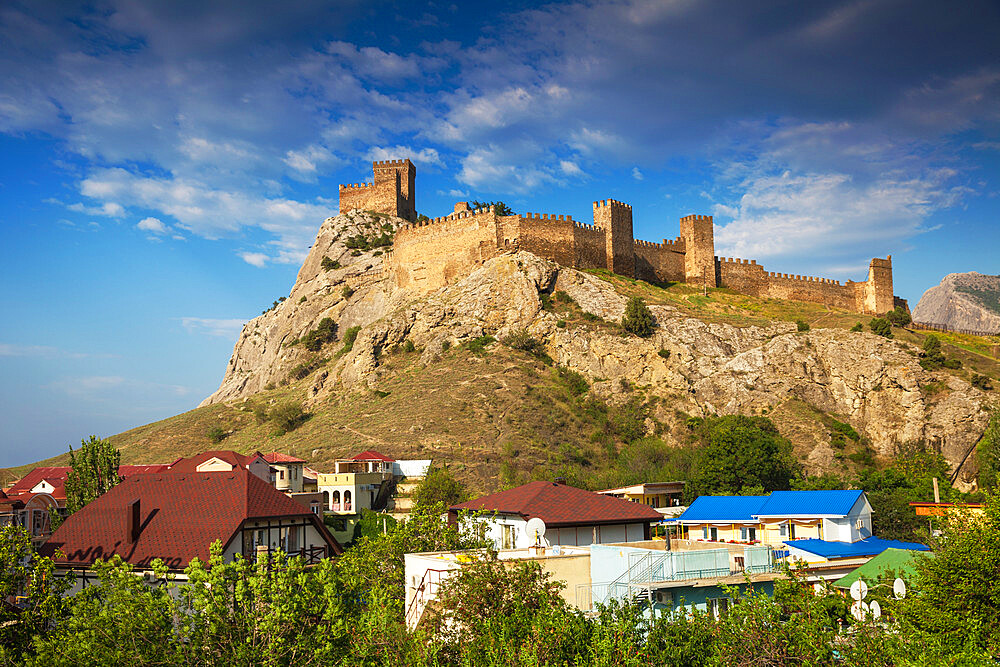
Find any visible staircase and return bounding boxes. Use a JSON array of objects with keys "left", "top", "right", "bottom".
[{"left": 388, "top": 478, "right": 422, "bottom": 520}]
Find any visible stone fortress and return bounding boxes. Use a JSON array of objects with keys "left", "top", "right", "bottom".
[{"left": 338, "top": 158, "right": 901, "bottom": 315}]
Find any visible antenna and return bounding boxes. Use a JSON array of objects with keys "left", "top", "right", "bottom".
[
  {"left": 870, "top": 601, "right": 881, "bottom": 619},
  {"left": 850, "top": 600, "right": 868, "bottom": 621},
  {"left": 525, "top": 517, "right": 547, "bottom": 547},
  {"left": 850, "top": 580, "right": 868, "bottom": 602},
  {"left": 893, "top": 578, "right": 907, "bottom": 599}
]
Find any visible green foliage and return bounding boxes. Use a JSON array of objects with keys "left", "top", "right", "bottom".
[
  {"left": 657, "top": 348, "right": 671, "bottom": 359},
  {"left": 0, "top": 526, "right": 70, "bottom": 664},
  {"left": 868, "top": 317, "right": 893, "bottom": 338},
  {"left": 416, "top": 213, "right": 430, "bottom": 223},
  {"left": 287, "top": 355, "right": 326, "bottom": 381},
  {"left": 440, "top": 340, "right": 451, "bottom": 352},
  {"left": 206, "top": 426, "right": 226, "bottom": 444},
  {"left": 469, "top": 199, "right": 513, "bottom": 215},
  {"left": 919, "top": 333, "right": 964, "bottom": 370},
  {"left": 261, "top": 295, "right": 287, "bottom": 315},
  {"left": 65, "top": 435, "right": 121, "bottom": 514},
  {"left": 830, "top": 419, "right": 861, "bottom": 442},
  {"left": 462, "top": 334, "right": 495, "bottom": 356},
  {"left": 413, "top": 466, "right": 466, "bottom": 509},
  {"left": 972, "top": 373, "right": 994, "bottom": 390},
  {"left": 251, "top": 402, "right": 269, "bottom": 424},
  {"left": 320, "top": 255, "right": 341, "bottom": 271},
  {"left": 501, "top": 328, "right": 552, "bottom": 364},
  {"left": 850, "top": 322, "right": 864, "bottom": 332},
  {"left": 402, "top": 339, "right": 416, "bottom": 353},
  {"left": 796, "top": 319, "right": 810, "bottom": 331},
  {"left": 339, "top": 325, "right": 361, "bottom": 355},
  {"left": 300, "top": 317, "right": 337, "bottom": 351},
  {"left": 270, "top": 400, "right": 308, "bottom": 434},
  {"left": 884, "top": 305, "right": 912, "bottom": 327},
  {"left": 344, "top": 229, "right": 393, "bottom": 251},
  {"left": 342, "top": 284, "right": 355, "bottom": 299},
  {"left": 690, "top": 415, "right": 800, "bottom": 496},
  {"left": 352, "top": 509, "right": 398, "bottom": 543},
  {"left": 621, "top": 296, "right": 655, "bottom": 337},
  {"left": 554, "top": 366, "right": 589, "bottom": 396},
  {"left": 556, "top": 319, "right": 567, "bottom": 328},
  {"left": 298, "top": 295, "right": 307, "bottom": 304},
  {"left": 976, "top": 412, "right": 1000, "bottom": 490}
]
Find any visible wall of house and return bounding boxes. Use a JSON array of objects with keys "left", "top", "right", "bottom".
[
  {"left": 227, "top": 517, "right": 331, "bottom": 560},
  {"left": 272, "top": 463, "right": 304, "bottom": 492},
  {"left": 317, "top": 472, "right": 386, "bottom": 514}
]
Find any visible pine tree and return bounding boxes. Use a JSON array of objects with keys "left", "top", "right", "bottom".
[
  {"left": 64, "top": 435, "right": 121, "bottom": 514},
  {"left": 621, "top": 296, "right": 655, "bottom": 337}
]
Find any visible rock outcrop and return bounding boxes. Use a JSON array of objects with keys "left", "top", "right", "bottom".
[
  {"left": 204, "top": 213, "right": 996, "bottom": 486},
  {"left": 912, "top": 272, "right": 1000, "bottom": 333}
]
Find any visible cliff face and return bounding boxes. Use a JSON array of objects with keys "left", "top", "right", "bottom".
[
  {"left": 912, "top": 272, "right": 1000, "bottom": 333},
  {"left": 204, "top": 213, "right": 995, "bottom": 486}
]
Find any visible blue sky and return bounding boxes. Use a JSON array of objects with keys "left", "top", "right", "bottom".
[{"left": 2, "top": 0, "right": 999, "bottom": 466}]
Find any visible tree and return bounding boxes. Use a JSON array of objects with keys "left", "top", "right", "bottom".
[
  {"left": 976, "top": 412, "right": 1000, "bottom": 490},
  {"left": 691, "top": 415, "right": 799, "bottom": 496},
  {"left": 64, "top": 435, "right": 120, "bottom": 514},
  {"left": 413, "top": 466, "right": 466, "bottom": 510},
  {"left": 621, "top": 296, "right": 655, "bottom": 337},
  {"left": 884, "top": 305, "right": 912, "bottom": 327},
  {"left": 868, "top": 317, "right": 893, "bottom": 338},
  {"left": 469, "top": 200, "right": 513, "bottom": 215}
]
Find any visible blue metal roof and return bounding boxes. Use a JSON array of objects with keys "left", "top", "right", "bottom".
[
  {"left": 784, "top": 537, "right": 930, "bottom": 559},
  {"left": 755, "top": 490, "right": 865, "bottom": 517},
  {"left": 676, "top": 495, "right": 768, "bottom": 523}
]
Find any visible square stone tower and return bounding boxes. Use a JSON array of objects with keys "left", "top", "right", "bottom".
[
  {"left": 679, "top": 214, "right": 716, "bottom": 287},
  {"left": 594, "top": 199, "right": 635, "bottom": 278},
  {"left": 338, "top": 158, "right": 416, "bottom": 220}
]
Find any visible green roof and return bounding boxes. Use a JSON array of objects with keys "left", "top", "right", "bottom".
[{"left": 833, "top": 548, "right": 927, "bottom": 589}]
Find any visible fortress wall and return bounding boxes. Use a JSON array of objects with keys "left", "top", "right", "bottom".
[
  {"left": 862, "top": 257, "right": 894, "bottom": 315},
  {"left": 390, "top": 208, "right": 500, "bottom": 294},
  {"left": 594, "top": 200, "right": 635, "bottom": 277},
  {"left": 338, "top": 183, "right": 378, "bottom": 214},
  {"left": 717, "top": 257, "right": 859, "bottom": 310},
  {"left": 573, "top": 222, "right": 607, "bottom": 269},
  {"left": 634, "top": 237, "right": 686, "bottom": 283},
  {"left": 517, "top": 213, "right": 576, "bottom": 267},
  {"left": 679, "top": 215, "right": 716, "bottom": 286}
]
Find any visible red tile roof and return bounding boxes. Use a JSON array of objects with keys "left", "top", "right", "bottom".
[
  {"left": 167, "top": 450, "right": 264, "bottom": 472},
  {"left": 8, "top": 464, "right": 170, "bottom": 502},
  {"left": 263, "top": 452, "right": 306, "bottom": 464},
  {"left": 42, "top": 470, "right": 341, "bottom": 569},
  {"left": 351, "top": 450, "right": 395, "bottom": 462},
  {"left": 451, "top": 481, "right": 662, "bottom": 527}
]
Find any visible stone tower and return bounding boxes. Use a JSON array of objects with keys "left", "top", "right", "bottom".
[
  {"left": 338, "top": 158, "right": 416, "bottom": 220},
  {"left": 862, "top": 256, "right": 894, "bottom": 315},
  {"left": 679, "top": 214, "right": 716, "bottom": 287},
  {"left": 594, "top": 199, "right": 635, "bottom": 278}
]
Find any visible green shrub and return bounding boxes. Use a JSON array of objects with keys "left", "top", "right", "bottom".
[
  {"left": 972, "top": 374, "right": 994, "bottom": 391},
  {"left": 300, "top": 317, "right": 337, "bottom": 351},
  {"left": 287, "top": 355, "right": 326, "bottom": 381},
  {"left": 830, "top": 420, "right": 861, "bottom": 442},
  {"left": 501, "top": 328, "right": 552, "bottom": 364},
  {"left": 339, "top": 326, "right": 361, "bottom": 355},
  {"left": 539, "top": 293, "right": 553, "bottom": 311},
  {"left": 555, "top": 366, "right": 589, "bottom": 396},
  {"left": 342, "top": 285, "right": 355, "bottom": 299},
  {"left": 320, "top": 256, "right": 340, "bottom": 271},
  {"left": 271, "top": 400, "right": 308, "bottom": 434},
  {"left": 402, "top": 339, "right": 416, "bottom": 353},
  {"left": 350, "top": 249, "right": 361, "bottom": 257},
  {"left": 796, "top": 319, "right": 810, "bottom": 332},
  {"left": 554, "top": 290, "right": 574, "bottom": 305},
  {"left": 462, "top": 335, "right": 496, "bottom": 356},
  {"left": 885, "top": 305, "right": 912, "bottom": 327},
  {"left": 850, "top": 322, "right": 864, "bottom": 332},
  {"left": 869, "top": 317, "right": 893, "bottom": 338},
  {"left": 942, "top": 358, "right": 962, "bottom": 370},
  {"left": 207, "top": 426, "right": 226, "bottom": 444},
  {"left": 622, "top": 296, "right": 655, "bottom": 337},
  {"left": 441, "top": 340, "right": 451, "bottom": 352},
  {"left": 252, "top": 403, "right": 269, "bottom": 424},
  {"left": 556, "top": 320, "right": 567, "bottom": 328},
  {"left": 657, "top": 349, "right": 671, "bottom": 359},
  {"left": 298, "top": 296, "right": 307, "bottom": 304}
]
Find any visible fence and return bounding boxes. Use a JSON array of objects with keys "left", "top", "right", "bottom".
[{"left": 910, "top": 321, "right": 1000, "bottom": 338}]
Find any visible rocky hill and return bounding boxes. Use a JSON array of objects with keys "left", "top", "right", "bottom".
[
  {"left": 185, "top": 210, "right": 998, "bottom": 490},
  {"left": 913, "top": 272, "right": 1000, "bottom": 333}
]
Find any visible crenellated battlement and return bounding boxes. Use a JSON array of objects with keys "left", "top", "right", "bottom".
[{"left": 339, "top": 157, "right": 899, "bottom": 313}]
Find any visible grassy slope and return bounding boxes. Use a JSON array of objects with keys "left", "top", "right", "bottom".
[{"left": 4, "top": 275, "right": 997, "bottom": 492}]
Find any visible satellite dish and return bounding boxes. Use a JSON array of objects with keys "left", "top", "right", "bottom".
[
  {"left": 893, "top": 578, "right": 907, "bottom": 599},
  {"left": 870, "top": 601, "right": 881, "bottom": 619},
  {"left": 525, "top": 517, "right": 547, "bottom": 545},
  {"left": 813, "top": 583, "right": 823, "bottom": 595},
  {"left": 850, "top": 600, "right": 868, "bottom": 621},
  {"left": 850, "top": 580, "right": 868, "bottom": 601}
]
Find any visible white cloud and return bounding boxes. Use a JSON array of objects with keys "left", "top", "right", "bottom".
[
  {"left": 560, "top": 160, "right": 584, "bottom": 176},
  {"left": 0, "top": 343, "right": 107, "bottom": 359},
  {"left": 367, "top": 145, "right": 444, "bottom": 168},
  {"left": 46, "top": 375, "right": 190, "bottom": 399},
  {"left": 67, "top": 201, "right": 125, "bottom": 217},
  {"left": 240, "top": 252, "right": 269, "bottom": 268},
  {"left": 179, "top": 317, "right": 247, "bottom": 338},
  {"left": 457, "top": 146, "right": 554, "bottom": 193},
  {"left": 631, "top": 167, "right": 644, "bottom": 181},
  {"left": 137, "top": 216, "right": 168, "bottom": 234}
]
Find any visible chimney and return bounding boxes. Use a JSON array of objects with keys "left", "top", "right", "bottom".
[{"left": 128, "top": 498, "right": 141, "bottom": 543}]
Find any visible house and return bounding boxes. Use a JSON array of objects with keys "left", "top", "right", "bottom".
[
  {"left": 6, "top": 464, "right": 170, "bottom": 507},
  {"left": 597, "top": 482, "right": 685, "bottom": 511},
  {"left": 41, "top": 469, "right": 341, "bottom": 591},
  {"left": 832, "top": 547, "right": 927, "bottom": 591},
  {"left": 0, "top": 487, "right": 59, "bottom": 543},
  {"left": 676, "top": 490, "right": 873, "bottom": 546},
  {"left": 319, "top": 450, "right": 397, "bottom": 514},
  {"left": 783, "top": 537, "right": 930, "bottom": 564},
  {"left": 167, "top": 450, "right": 271, "bottom": 482},
  {"left": 449, "top": 481, "right": 663, "bottom": 549},
  {"left": 263, "top": 452, "right": 306, "bottom": 493}
]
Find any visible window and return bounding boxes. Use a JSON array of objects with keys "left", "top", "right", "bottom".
[
  {"left": 780, "top": 523, "right": 795, "bottom": 539},
  {"left": 702, "top": 527, "right": 719, "bottom": 541},
  {"left": 740, "top": 527, "right": 757, "bottom": 542},
  {"left": 280, "top": 470, "right": 285, "bottom": 480},
  {"left": 707, "top": 597, "right": 730, "bottom": 619},
  {"left": 502, "top": 524, "right": 516, "bottom": 549}
]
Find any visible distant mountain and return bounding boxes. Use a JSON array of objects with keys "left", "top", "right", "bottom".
[{"left": 912, "top": 272, "right": 1000, "bottom": 333}]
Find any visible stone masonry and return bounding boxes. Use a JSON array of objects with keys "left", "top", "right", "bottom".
[{"left": 339, "top": 158, "right": 901, "bottom": 315}]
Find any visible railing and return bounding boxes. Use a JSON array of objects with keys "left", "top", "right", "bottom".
[
  {"left": 405, "top": 568, "right": 449, "bottom": 630},
  {"left": 251, "top": 545, "right": 327, "bottom": 565},
  {"left": 911, "top": 321, "right": 1000, "bottom": 338}
]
